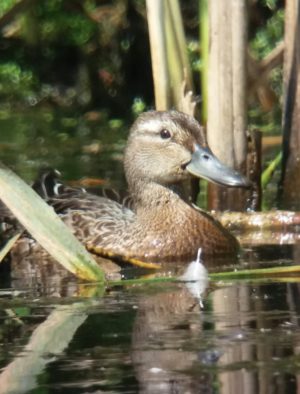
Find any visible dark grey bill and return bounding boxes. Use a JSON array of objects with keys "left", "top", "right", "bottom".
[{"left": 186, "top": 145, "right": 251, "bottom": 188}]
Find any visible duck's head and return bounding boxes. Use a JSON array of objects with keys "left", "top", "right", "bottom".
[{"left": 124, "top": 110, "right": 250, "bottom": 191}]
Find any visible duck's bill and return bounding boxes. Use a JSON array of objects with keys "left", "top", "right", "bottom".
[{"left": 186, "top": 145, "right": 251, "bottom": 188}]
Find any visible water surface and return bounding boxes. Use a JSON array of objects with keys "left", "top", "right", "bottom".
[
  {"left": 1, "top": 250, "right": 300, "bottom": 394},
  {"left": 0, "top": 110, "right": 299, "bottom": 393}
]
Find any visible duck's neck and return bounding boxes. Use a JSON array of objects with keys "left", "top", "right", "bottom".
[{"left": 129, "top": 180, "right": 190, "bottom": 211}]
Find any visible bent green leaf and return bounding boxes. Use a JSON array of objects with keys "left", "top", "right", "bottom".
[
  {"left": 261, "top": 151, "right": 282, "bottom": 188},
  {"left": 0, "top": 163, "right": 105, "bottom": 283}
]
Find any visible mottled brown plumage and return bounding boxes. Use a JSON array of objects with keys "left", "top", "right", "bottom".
[{"left": 2, "top": 110, "right": 250, "bottom": 265}]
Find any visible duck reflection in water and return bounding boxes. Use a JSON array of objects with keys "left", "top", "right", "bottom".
[{"left": 132, "top": 251, "right": 213, "bottom": 393}]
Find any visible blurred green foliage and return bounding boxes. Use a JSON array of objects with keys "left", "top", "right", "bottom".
[
  {"left": 0, "top": 62, "right": 36, "bottom": 101},
  {"left": 249, "top": 1, "right": 284, "bottom": 134},
  {"left": 34, "top": 1, "right": 96, "bottom": 46},
  {"left": 0, "top": 0, "right": 285, "bottom": 130},
  {"left": 0, "top": 0, "right": 16, "bottom": 16},
  {"left": 0, "top": 0, "right": 152, "bottom": 115},
  {"left": 251, "top": 8, "right": 284, "bottom": 59}
]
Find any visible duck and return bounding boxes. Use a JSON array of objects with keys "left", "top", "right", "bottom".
[{"left": 2, "top": 110, "right": 250, "bottom": 267}]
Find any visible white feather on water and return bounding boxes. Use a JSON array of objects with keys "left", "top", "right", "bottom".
[{"left": 179, "top": 248, "right": 209, "bottom": 308}]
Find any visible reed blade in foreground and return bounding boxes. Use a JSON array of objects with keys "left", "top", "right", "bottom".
[{"left": 0, "top": 163, "right": 105, "bottom": 282}]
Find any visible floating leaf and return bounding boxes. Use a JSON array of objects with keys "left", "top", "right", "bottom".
[
  {"left": 210, "top": 264, "right": 300, "bottom": 280},
  {"left": 109, "top": 261, "right": 300, "bottom": 288}
]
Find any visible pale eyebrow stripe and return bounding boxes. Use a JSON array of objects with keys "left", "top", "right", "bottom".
[{"left": 137, "top": 119, "right": 182, "bottom": 135}]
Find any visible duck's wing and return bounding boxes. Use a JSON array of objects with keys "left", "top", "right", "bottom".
[
  {"left": 0, "top": 169, "right": 134, "bottom": 238},
  {"left": 32, "top": 168, "right": 133, "bottom": 217}
]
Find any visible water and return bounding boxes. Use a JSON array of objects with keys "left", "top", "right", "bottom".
[
  {"left": 1, "top": 261, "right": 300, "bottom": 394},
  {"left": 0, "top": 109, "right": 127, "bottom": 189},
  {"left": 0, "top": 110, "right": 300, "bottom": 393}
]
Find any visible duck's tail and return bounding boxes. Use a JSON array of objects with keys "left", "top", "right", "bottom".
[{"left": 32, "top": 168, "right": 63, "bottom": 199}]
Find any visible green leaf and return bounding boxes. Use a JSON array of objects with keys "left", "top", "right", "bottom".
[
  {"left": 210, "top": 264, "right": 300, "bottom": 280},
  {"left": 12, "top": 307, "right": 30, "bottom": 317},
  {"left": 261, "top": 151, "right": 282, "bottom": 188},
  {"left": 109, "top": 263, "right": 300, "bottom": 287},
  {"left": 0, "top": 163, "right": 105, "bottom": 283}
]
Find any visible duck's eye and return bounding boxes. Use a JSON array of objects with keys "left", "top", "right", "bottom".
[{"left": 160, "top": 129, "right": 171, "bottom": 139}]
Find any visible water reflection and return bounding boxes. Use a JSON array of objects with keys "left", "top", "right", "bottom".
[
  {"left": 132, "top": 285, "right": 209, "bottom": 393},
  {"left": 0, "top": 109, "right": 127, "bottom": 189},
  {"left": 131, "top": 279, "right": 300, "bottom": 393},
  {"left": 0, "top": 304, "right": 87, "bottom": 394},
  {"left": 131, "top": 254, "right": 209, "bottom": 392},
  {"left": 1, "top": 248, "right": 300, "bottom": 393}
]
